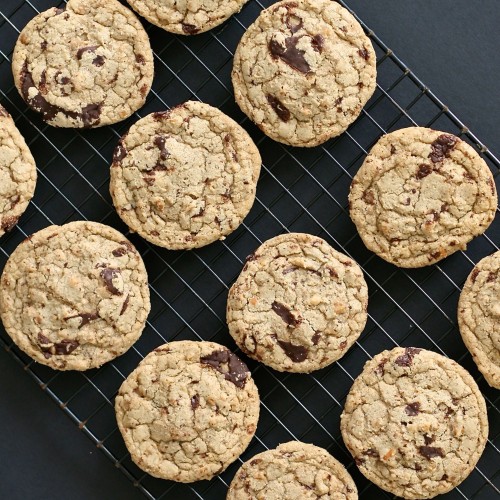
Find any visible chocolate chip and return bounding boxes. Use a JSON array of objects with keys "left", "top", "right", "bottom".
[
  {"left": 200, "top": 349, "right": 249, "bottom": 388},
  {"left": 311, "top": 34, "right": 324, "bottom": 53},
  {"left": 135, "top": 54, "right": 145, "bottom": 64},
  {"left": 395, "top": 347, "right": 421, "bottom": 367},
  {"left": 191, "top": 394, "right": 200, "bottom": 410},
  {"left": 65, "top": 312, "right": 99, "bottom": 328},
  {"left": 358, "top": 47, "right": 369, "bottom": 60},
  {"left": 41, "top": 339, "right": 79, "bottom": 356},
  {"left": 276, "top": 339, "right": 308, "bottom": 362},
  {"left": 266, "top": 94, "right": 291, "bottom": 122},
  {"left": 120, "top": 295, "right": 130, "bottom": 316},
  {"left": 487, "top": 271, "right": 497, "bottom": 283},
  {"left": 81, "top": 103, "right": 102, "bottom": 127},
  {"left": 424, "top": 434, "right": 435, "bottom": 445},
  {"left": 1, "top": 216, "right": 18, "bottom": 232},
  {"left": 76, "top": 45, "right": 98, "bottom": 60},
  {"left": 250, "top": 458, "right": 262, "bottom": 466},
  {"left": 312, "top": 331, "right": 321, "bottom": 345},
  {"left": 99, "top": 267, "right": 122, "bottom": 295},
  {"left": 153, "top": 110, "right": 170, "bottom": 121},
  {"left": 269, "top": 36, "right": 311, "bottom": 73},
  {"left": 339, "top": 340, "right": 347, "bottom": 350},
  {"left": 362, "top": 189, "right": 376, "bottom": 205},
  {"left": 405, "top": 402, "right": 420, "bottom": 416},
  {"left": 415, "top": 463, "right": 422, "bottom": 471},
  {"left": 390, "top": 144, "right": 396, "bottom": 154},
  {"left": 271, "top": 301, "right": 301, "bottom": 327},
  {"left": 112, "top": 247, "right": 127, "bottom": 257},
  {"left": 41, "top": 40, "right": 48, "bottom": 51},
  {"left": 429, "top": 134, "right": 457, "bottom": 163},
  {"left": 182, "top": 23, "right": 199, "bottom": 34},
  {"left": 38, "top": 333, "right": 50, "bottom": 344},
  {"left": 445, "top": 406, "right": 454, "bottom": 417},
  {"left": 418, "top": 446, "right": 444, "bottom": 459},
  {"left": 92, "top": 55, "right": 105, "bottom": 67},
  {"left": 363, "top": 448, "right": 379, "bottom": 457},
  {"left": 376, "top": 357, "right": 389, "bottom": 375},
  {"left": 441, "top": 474, "right": 448, "bottom": 481},
  {"left": 416, "top": 164, "right": 432, "bottom": 179},
  {"left": 328, "top": 267, "right": 338, "bottom": 279}
]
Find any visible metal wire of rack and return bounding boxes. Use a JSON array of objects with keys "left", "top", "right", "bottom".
[{"left": 0, "top": 0, "right": 499, "bottom": 498}]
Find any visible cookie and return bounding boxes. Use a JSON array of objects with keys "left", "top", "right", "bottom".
[
  {"left": 126, "top": 0, "right": 249, "bottom": 35},
  {"left": 231, "top": 0, "right": 376, "bottom": 147},
  {"left": 110, "top": 101, "right": 261, "bottom": 250},
  {"left": 115, "top": 340, "right": 260, "bottom": 482},
  {"left": 227, "top": 441, "right": 358, "bottom": 500},
  {"left": 458, "top": 251, "right": 500, "bottom": 389},
  {"left": 341, "top": 347, "right": 488, "bottom": 499},
  {"left": 227, "top": 233, "right": 368, "bottom": 373},
  {"left": 12, "top": 0, "right": 153, "bottom": 128},
  {"left": 349, "top": 127, "right": 497, "bottom": 268},
  {"left": 0, "top": 104, "right": 37, "bottom": 237},
  {"left": 0, "top": 221, "right": 150, "bottom": 371}
]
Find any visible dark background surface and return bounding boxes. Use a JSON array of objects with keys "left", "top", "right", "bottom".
[{"left": 0, "top": 1, "right": 498, "bottom": 499}]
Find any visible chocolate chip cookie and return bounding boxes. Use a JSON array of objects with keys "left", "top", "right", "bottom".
[
  {"left": 458, "top": 251, "right": 500, "bottom": 389},
  {"left": 227, "top": 441, "right": 358, "bottom": 499},
  {"left": 115, "top": 340, "right": 260, "bottom": 482},
  {"left": 349, "top": 127, "right": 497, "bottom": 268},
  {"left": 126, "top": 0, "right": 249, "bottom": 35},
  {"left": 12, "top": 0, "right": 153, "bottom": 128},
  {"left": 110, "top": 101, "right": 261, "bottom": 250},
  {"left": 232, "top": 0, "right": 376, "bottom": 147},
  {"left": 341, "top": 347, "right": 488, "bottom": 499},
  {"left": 0, "top": 221, "right": 150, "bottom": 370},
  {"left": 227, "top": 233, "right": 368, "bottom": 373},
  {"left": 0, "top": 104, "right": 37, "bottom": 237}
]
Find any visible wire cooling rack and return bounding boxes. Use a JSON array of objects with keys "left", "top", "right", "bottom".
[{"left": 0, "top": 1, "right": 499, "bottom": 498}]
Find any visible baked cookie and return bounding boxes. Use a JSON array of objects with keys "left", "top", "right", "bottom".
[
  {"left": 12, "top": 0, "right": 153, "bottom": 128},
  {"left": 110, "top": 101, "right": 261, "bottom": 250},
  {"left": 227, "top": 441, "right": 358, "bottom": 500},
  {"left": 115, "top": 340, "right": 260, "bottom": 482},
  {"left": 232, "top": 0, "right": 376, "bottom": 147},
  {"left": 341, "top": 347, "right": 488, "bottom": 499},
  {"left": 0, "top": 221, "right": 150, "bottom": 370},
  {"left": 227, "top": 233, "right": 368, "bottom": 373},
  {"left": 458, "top": 251, "right": 500, "bottom": 389},
  {"left": 126, "top": 0, "right": 249, "bottom": 35},
  {"left": 0, "top": 104, "right": 37, "bottom": 237},
  {"left": 349, "top": 127, "right": 497, "bottom": 268}
]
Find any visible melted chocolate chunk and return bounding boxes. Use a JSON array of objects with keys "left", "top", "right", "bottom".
[
  {"left": 376, "top": 357, "right": 389, "bottom": 375},
  {"left": 285, "top": 10, "right": 303, "bottom": 33},
  {"left": 182, "top": 23, "right": 199, "bottom": 34},
  {"left": 275, "top": 338, "right": 308, "bottom": 362},
  {"left": 418, "top": 446, "right": 444, "bottom": 459},
  {"left": 271, "top": 301, "right": 301, "bottom": 327},
  {"left": 38, "top": 333, "right": 50, "bottom": 344},
  {"left": 395, "top": 347, "right": 421, "bottom": 367},
  {"left": 120, "top": 294, "right": 130, "bottom": 316},
  {"left": 92, "top": 55, "right": 105, "bottom": 67},
  {"left": 1, "top": 216, "right": 18, "bottom": 232},
  {"left": 81, "top": 103, "right": 102, "bottom": 127},
  {"left": 153, "top": 110, "right": 170, "bottom": 121},
  {"left": 41, "top": 339, "right": 79, "bottom": 356},
  {"left": 311, "top": 34, "right": 324, "bottom": 53},
  {"left": 267, "top": 94, "right": 291, "bottom": 122},
  {"left": 113, "top": 140, "right": 127, "bottom": 163},
  {"left": 429, "top": 134, "right": 457, "bottom": 163},
  {"left": 200, "top": 349, "right": 249, "bottom": 388},
  {"left": 191, "top": 394, "right": 200, "bottom": 410},
  {"left": 136, "top": 54, "right": 146, "bottom": 64},
  {"left": 154, "top": 135, "right": 170, "bottom": 161},
  {"left": 76, "top": 45, "right": 98, "bottom": 60},
  {"left": 312, "top": 331, "right": 321, "bottom": 345},
  {"left": 99, "top": 267, "right": 122, "bottom": 295},
  {"left": 112, "top": 247, "right": 127, "bottom": 257},
  {"left": 390, "top": 144, "right": 396, "bottom": 154},
  {"left": 405, "top": 402, "right": 420, "bottom": 416},
  {"left": 269, "top": 36, "right": 311, "bottom": 73},
  {"left": 416, "top": 164, "right": 432, "bottom": 179},
  {"left": 358, "top": 47, "right": 369, "bottom": 60},
  {"left": 65, "top": 312, "right": 99, "bottom": 328}
]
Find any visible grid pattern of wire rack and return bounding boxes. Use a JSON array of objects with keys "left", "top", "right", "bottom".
[{"left": 0, "top": 0, "right": 499, "bottom": 498}]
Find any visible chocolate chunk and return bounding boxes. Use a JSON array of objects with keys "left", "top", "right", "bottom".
[
  {"left": 339, "top": 340, "right": 347, "bottom": 350},
  {"left": 76, "top": 45, "right": 98, "bottom": 60},
  {"left": 65, "top": 312, "right": 99, "bottom": 328},
  {"left": 362, "top": 189, "right": 375, "bottom": 205},
  {"left": 441, "top": 474, "right": 448, "bottom": 481},
  {"left": 9, "top": 195, "right": 20, "bottom": 209},
  {"left": 276, "top": 339, "right": 308, "bottom": 362},
  {"left": 192, "top": 208, "right": 204, "bottom": 218},
  {"left": 182, "top": 23, "right": 199, "bottom": 34},
  {"left": 153, "top": 110, "right": 170, "bottom": 121},
  {"left": 135, "top": 54, "right": 146, "bottom": 64},
  {"left": 405, "top": 402, "right": 420, "bottom": 416},
  {"left": 271, "top": 301, "right": 301, "bottom": 327},
  {"left": 81, "top": 103, "right": 102, "bottom": 128},
  {"left": 266, "top": 94, "right": 291, "bottom": 122},
  {"left": 354, "top": 457, "right": 365, "bottom": 466},
  {"left": 99, "top": 267, "right": 122, "bottom": 295},
  {"left": 430, "top": 251, "right": 442, "bottom": 260},
  {"left": 191, "top": 394, "right": 200, "bottom": 410},
  {"left": 38, "top": 333, "right": 50, "bottom": 344},
  {"left": 358, "top": 47, "right": 369, "bottom": 60},
  {"left": 269, "top": 36, "right": 311, "bottom": 73},
  {"left": 120, "top": 294, "right": 130, "bottom": 315},
  {"left": 39, "top": 70, "right": 47, "bottom": 92},
  {"left": 92, "top": 55, "right": 105, "bottom": 67},
  {"left": 395, "top": 347, "right": 421, "bottom": 367},
  {"left": 311, "top": 34, "right": 324, "bottom": 53},
  {"left": 390, "top": 144, "right": 396, "bottom": 154},
  {"left": 376, "top": 357, "right": 389, "bottom": 375},
  {"left": 250, "top": 458, "right": 262, "bottom": 466},
  {"left": 444, "top": 406, "right": 454, "bottom": 417},
  {"left": 424, "top": 434, "right": 435, "bottom": 445},
  {"left": 285, "top": 11, "right": 303, "bottom": 33},
  {"left": 416, "top": 164, "right": 432, "bottom": 179},
  {"left": 312, "top": 331, "right": 321, "bottom": 345},
  {"left": 112, "top": 247, "right": 127, "bottom": 257},
  {"left": 200, "top": 349, "right": 249, "bottom": 388},
  {"left": 282, "top": 266, "right": 298, "bottom": 275},
  {"left": 41, "top": 339, "right": 79, "bottom": 356},
  {"left": 1, "top": 216, "right": 18, "bottom": 232},
  {"left": 429, "top": 134, "right": 457, "bottom": 163},
  {"left": 154, "top": 135, "right": 170, "bottom": 161},
  {"left": 41, "top": 40, "right": 48, "bottom": 51},
  {"left": 112, "top": 139, "right": 127, "bottom": 163},
  {"left": 246, "top": 252, "right": 257, "bottom": 262},
  {"left": 363, "top": 448, "right": 379, "bottom": 458},
  {"left": 418, "top": 446, "right": 444, "bottom": 459},
  {"left": 487, "top": 271, "right": 497, "bottom": 283},
  {"left": 415, "top": 463, "right": 422, "bottom": 471}
]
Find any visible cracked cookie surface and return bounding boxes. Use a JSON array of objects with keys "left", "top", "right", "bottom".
[
  {"left": 12, "top": 0, "right": 153, "bottom": 128},
  {"left": 110, "top": 101, "right": 261, "bottom": 249},
  {"left": 458, "top": 251, "right": 500, "bottom": 388},
  {"left": 126, "top": 0, "right": 249, "bottom": 35},
  {"left": 227, "top": 441, "right": 358, "bottom": 500},
  {"left": 349, "top": 127, "right": 498, "bottom": 268},
  {"left": 232, "top": 0, "right": 376, "bottom": 147},
  {"left": 0, "top": 221, "right": 150, "bottom": 370},
  {"left": 115, "top": 340, "right": 260, "bottom": 482},
  {"left": 340, "top": 347, "right": 488, "bottom": 499},
  {"left": 0, "top": 104, "right": 37, "bottom": 237},
  {"left": 227, "top": 233, "right": 368, "bottom": 373}
]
